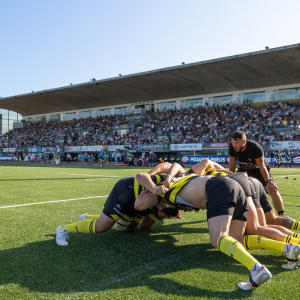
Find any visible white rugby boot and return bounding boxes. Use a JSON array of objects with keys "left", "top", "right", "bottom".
[
  {"left": 237, "top": 265, "right": 272, "bottom": 291},
  {"left": 56, "top": 225, "right": 69, "bottom": 246},
  {"left": 79, "top": 213, "right": 88, "bottom": 220},
  {"left": 282, "top": 243, "right": 300, "bottom": 270}
]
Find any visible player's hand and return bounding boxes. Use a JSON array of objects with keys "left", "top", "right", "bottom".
[
  {"left": 266, "top": 181, "right": 278, "bottom": 191},
  {"left": 163, "top": 175, "right": 172, "bottom": 188},
  {"left": 150, "top": 185, "right": 169, "bottom": 196}
]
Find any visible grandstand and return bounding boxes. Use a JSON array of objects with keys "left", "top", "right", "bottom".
[{"left": 1, "top": 44, "right": 300, "bottom": 162}]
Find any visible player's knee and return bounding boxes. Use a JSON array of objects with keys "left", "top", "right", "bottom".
[{"left": 112, "top": 219, "right": 131, "bottom": 231}]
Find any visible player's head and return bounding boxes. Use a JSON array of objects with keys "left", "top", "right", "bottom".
[
  {"left": 231, "top": 130, "right": 246, "bottom": 152},
  {"left": 152, "top": 203, "right": 178, "bottom": 220}
]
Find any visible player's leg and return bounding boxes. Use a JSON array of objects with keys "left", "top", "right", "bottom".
[
  {"left": 208, "top": 213, "right": 271, "bottom": 290},
  {"left": 206, "top": 180, "right": 271, "bottom": 290},
  {"left": 265, "top": 210, "right": 300, "bottom": 231},
  {"left": 250, "top": 171, "right": 285, "bottom": 215},
  {"left": 266, "top": 187, "right": 285, "bottom": 215},
  {"left": 56, "top": 212, "right": 116, "bottom": 246},
  {"left": 245, "top": 196, "right": 299, "bottom": 244},
  {"left": 244, "top": 235, "right": 300, "bottom": 269}
]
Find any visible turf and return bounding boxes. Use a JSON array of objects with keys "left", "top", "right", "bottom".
[{"left": 0, "top": 163, "right": 300, "bottom": 299}]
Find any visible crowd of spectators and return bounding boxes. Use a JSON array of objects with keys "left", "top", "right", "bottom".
[{"left": 1, "top": 100, "right": 300, "bottom": 149}]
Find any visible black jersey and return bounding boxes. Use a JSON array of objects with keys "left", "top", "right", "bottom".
[{"left": 228, "top": 140, "right": 269, "bottom": 172}]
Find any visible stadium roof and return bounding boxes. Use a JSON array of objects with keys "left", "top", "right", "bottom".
[{"left": 1, "top": 43, "right": 300, "bottom": 116}]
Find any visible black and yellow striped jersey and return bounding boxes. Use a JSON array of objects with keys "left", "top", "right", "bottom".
[
  {"left": 160, "top": 174, "right": 199, "bottom": 204},
  {"left": 133, "top": 174, "right": 166, "bottom": 198},
  {"left": 203, "top": 169, "right": 228, "bottom": 177}
]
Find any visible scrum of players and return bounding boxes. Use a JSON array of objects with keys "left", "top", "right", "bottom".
[{"left": 55, "top": 131, "right": 300, "bottom": 291}]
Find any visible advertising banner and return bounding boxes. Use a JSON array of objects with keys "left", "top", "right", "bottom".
[
  {"left": 270, "top": 141, "right": 300, "bottom": 150},
  {"left": 211, "top": 143, "right": 229, "bottom": 148},
  {"left": 28, "top": 147, "right": 41, "bottom": 152},
  {"left": 81, "top": 146, "right": 104, "bottom": 152},
  {"left": 107, "top": 145, "right": 125, "bottom": 151},
  {"left": 170, "top": 143, "right": 202, "bottom": 151},
  {"left": 0, "top": 156, "right": 13, "bottom": 161},
  {"left": 2, "top": 148, "right": 16, "bottom": 153},
  {"left": 181, "top": 155, "right": 229, "bottom": 164},
  {"left": 64, "top": 146, "right": 81, "bottom": 152},
  {"left": 181, "top": 155, "right": 300, "bottom": 165}
]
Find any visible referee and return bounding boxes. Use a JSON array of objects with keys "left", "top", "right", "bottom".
[{"left": 228, "top": 130, "right": 285, "bottom": 215}]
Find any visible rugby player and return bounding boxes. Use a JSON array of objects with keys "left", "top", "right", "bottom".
[
  {"left": 134, "top": 171, "right": 274, "bottom": 290},
  {"left": 190, "top": 158, "right": 300, "bottom": 232},
  {"left": 228, "top": 130, "right": 285, "bottom": 215},
  {"left": 147, "top": 161, "right": 300, "bottom": 269},
  {"left": 55, "top": 173, "right": 173, "bottom": 246}
]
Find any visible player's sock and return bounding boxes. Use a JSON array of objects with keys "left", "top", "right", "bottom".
[
  {"left": 292, "top": 220, "right": 300, "bottom": 231},
  {"left": 284, "top": 235, "right": 300, "bottom": 245},
  {"left": 61, "top": 220, "right": 96, "bottom": 233},
  {"left": 217, "top": 235, "right": 258, "bottom": 271},
  {"left": 277, "top": 210, "right": 285, "bottom": 215},
  {"left": 85, "top": 214, "right": 100, "bottom": 219},
  {"left": 291, "top": 232, "right": 299, "bottom": 239},
  {"left": 244, "top": 235, "right": 287, "bottom": 253}
]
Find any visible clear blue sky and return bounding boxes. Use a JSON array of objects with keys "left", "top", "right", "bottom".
[{"left": 1, "top": 0, "right": 299, "bottom": 98}]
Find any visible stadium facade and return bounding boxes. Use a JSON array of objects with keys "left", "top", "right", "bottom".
[{"left": 1, "top": 43, "right": 300, "bottom": 132}]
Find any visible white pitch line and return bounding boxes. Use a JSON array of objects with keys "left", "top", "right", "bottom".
[
  {"left": 0, "top": 195, "right": 108, "bottom": 209},
  {"left": 273, "top": 174, "right": 300, "bottom": 178},
  {"left": 58, "top": 173, "right": 122, "bottom": 178}
]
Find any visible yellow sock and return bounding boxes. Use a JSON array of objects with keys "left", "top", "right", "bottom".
[
  {"left": 284, "top": 235, "right": 300, "bottom": 245},
  {"left": 291, "top": 232, "right": 299, "bottom": 239},
  {"left": 292, "top": 220, "right": 300, "bottom": 231},
  {"left": 217, "top": 235, "right": 258, "bottom": 271},
  {"left": 62, "top": 220, "right": 96, "bottom": 233},
  {"left": 86, "top": 215, "right": 100, "bottom": 219},
  {"left": 244, "top": 235, "right": 286, "bottom": 253}
]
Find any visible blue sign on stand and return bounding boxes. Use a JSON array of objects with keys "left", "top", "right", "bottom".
[{"left": 181, "top": 155, "right": 300, "bottom": 165}]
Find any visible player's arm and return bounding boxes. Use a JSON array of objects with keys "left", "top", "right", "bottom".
[
  {"left": 134, "top": 192, "right": 159, "bottom": 211},
  {"left": 229, "top": 156, "right": 236, "bottom": 173},
  {"left": 190, "top": 158, "right": 224, "bottom": 175},
  {"left": 164, "top": 162, "right": 186, "bottom": 187},
  {"left": 136, "top": 173, "right": 169, "bottom": 195},
  {"left": 256, "top": 157, "right": 278, "bottom": 191},
  {"left": 148, "top": 162, "right": 172, "bottom": 175}
]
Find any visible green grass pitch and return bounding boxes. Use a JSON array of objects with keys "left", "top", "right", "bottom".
[{"left": 0, "top": 164, "right": 300, "bottom": 299}]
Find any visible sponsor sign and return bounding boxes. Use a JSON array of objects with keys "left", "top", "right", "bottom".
[
  {"left": 2, "top": 148, "right": 16, "bottom": 153},
  {"left": 64, "top": 146, "right": 81, "bottom": 152},
  {"left": 81, "top": 146, "right": 104, "bottom": 152},
  {"left": 107, "top": 145, "right": 125, "bottom": 151},
  {"left": 170, "top": 143, "right": 202, "bottom": 151},
  {"left": 270, "top": 141, "right": 300, "bottom": 150},
  {"left": 28, "top": 147, "right": 41, "bottom": 152},
  {"left": 181, "top": 155, "right": 229, "bottom": 164},
  {"left": 293, "top": 156, "right": 300, "bottom": 164},
  {"left": 0, "top": 156, "right": 13, "bottom": 161},
  {"left": 211, "top": 143, "right": 229, "bottom": 148},
  {"left": 181, "top": 155, "right": 300, "bottom": 165}
]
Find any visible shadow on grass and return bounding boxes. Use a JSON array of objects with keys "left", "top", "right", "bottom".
[{"left": 0, "top": 221, "right": 290, "bottom": 298}]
